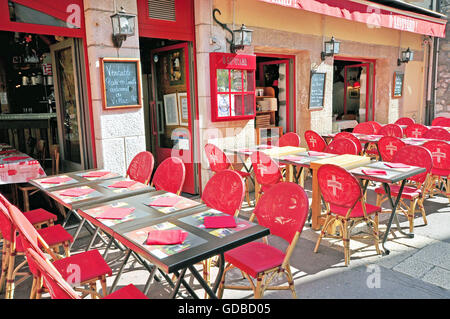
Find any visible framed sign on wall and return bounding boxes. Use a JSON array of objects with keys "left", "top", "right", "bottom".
[
  {"left": 392, "top": 72, "right": 404, "bottom": 98},
  {"left": 309, "top": 72, "right": 326, "bottom": 109},
  {"left": 100, "top": 57, "right": 142, "bottom": 110}
]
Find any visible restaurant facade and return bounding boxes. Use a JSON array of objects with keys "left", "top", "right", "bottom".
[{"left": 0, "top": 0, "right": 446, "bottom": 195}]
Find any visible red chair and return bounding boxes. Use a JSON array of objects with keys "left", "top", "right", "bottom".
[
  {"left": 8, "top": 204, "right": 113, "bottom": 299},
  {"left": 423, "top": 127, "right": 450, "bottom": 141},
  {"left": 353, "top": 122, "right": 377, "bottom": 135},
  {"left": 250, "top": 151, "right": 283, "bottom": 204},
  {"left": 126, "top": 151, "right": 155, "bottom": 185},
  {"left": 24, "top": 248, "right": 148, "bottom": 299},
  {"left": 405, "top": 123, "right": 429, "bottom": 138},
  {"left": 423, "top": 140, "right": 450, "bottom": 203},
  {"left": 204, "top": 143, "right": 251, "bottom": 206},
  {"left": 378, "top": 136, "right": 406, "bottom": 163},
  {"left": 432, "top": 116, "right": 450, "bottom": 127},
  {"left": 314, "top": 164, "right": 381, "bottom": 266},
  {"left": 304, "top": 130, "right": 327, "bottom": 152},
  {"left": 395, "top": 117, "right": 415, "bottom": 126},
  {"left": 368, "top": 121, "right": 382, "bottom": 134},
  {"left": 277, "top": 132, "right": 301, "bottom": 147},
  {"left": 325, "top": 138, "right": 358, "bottom": 155},
  {"left": 379, "top": 124, "right": 403, "bottom": 138},
  {"left": 375, "top": 145, "right": 433, "bottom": 233},
  {"left": 151, "top": 157, "right": 185, "bottom": 195},
  {"left": 334, "top": 132, "right": 363, "bottom": 155},
  {"left": 218, "top": 182, "right": 309, "bottom": 299}
]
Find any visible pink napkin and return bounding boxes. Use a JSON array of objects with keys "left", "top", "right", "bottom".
[
  {"left": 147, "top": 196, "right": 182, "bottom": 207},
  {"left": 82, "top": 171, "right": 110, "bottom": 178},
  {"left": 60, "top": 188, "right": 95, "bottom": 197},
  {"left": 283, "top": 156, "right": 305, "bottom": 162},
  {"left": 362, "top": 169, "right": 387, "bottom": 176},
  {"left": 146, "top": 229, "right": 188, "bottom": 245},
  {"left": 2, "top": 156, "right": 29, "bottom": 161},
  {"left": 308, "top": 151, "right": 327, "bottom": 156},
  {"left": 384, "top": 163, "right": 410, "bottom": 169},
  {"left": 258, "top": 145, "right": 273, "bottom": 149},
  {"left": 204, "top": 216, "right": 237, "bottom": 229},
  {"left": 108, "top": 180, "right": 137, "bottom": 188},
  {"left": 96, "top": 207, "right": 135, "bottom": 220},
  {"left": 41, "top": 177, "right": 73, "bottom": 184}
]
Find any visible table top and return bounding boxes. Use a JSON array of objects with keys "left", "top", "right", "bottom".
[
  {"left": 310, "top": 154, "right": 372, "bottom": 170},
  {"left": 224, "top": 145, "right": 306, "bottom": 157},
  {"left": 272, "top": 151, "right": 337, "bottom": 168},
  {"left": 0, "top": 146, "right": 46, "bottom": 184},
  {"left": 348, "top": 161, "right": 426, "bottom": 184}
]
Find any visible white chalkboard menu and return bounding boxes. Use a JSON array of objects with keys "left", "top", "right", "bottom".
[
  {"left": 100, "top": 58, "right": 142, "bottom": 109},
  {"left": 309, "top": 72, "right": 326, "bottom": 109},
  {"left": 392, "top": 72, "right": 404, "bottom": 98}
]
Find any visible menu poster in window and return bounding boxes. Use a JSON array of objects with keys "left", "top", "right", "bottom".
[
  {"left": 100, "top": 58, "right": 142, "bottom": 109},
  {"left": 177, "top": 92, "right": 189, "bottom": 126},
  {"left": 392, "top": 72, "right": 404, "bottom": 98},
  {"left": 309, "top": 72, "right": 326, "bottom": 109},
  {"left": 163, "top": 93, "right": 179, "bottom": 126}
]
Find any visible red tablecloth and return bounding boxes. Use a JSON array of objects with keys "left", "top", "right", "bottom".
[{"left": 0, "top": 147, "right": 46, "bottom": 185}]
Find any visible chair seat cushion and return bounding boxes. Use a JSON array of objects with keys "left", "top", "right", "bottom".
[
  {"left": 235, "top": 170, "right": 251, "bottom": 178},
  {"left": 23, "top": 208, "right": 57, "bottom": 226},
  {"left": 224, "top": 242, "right": 285, "bottom": 278},
  {"left": 329, "top": 202, "right": 381, "bottom": 218},
  {"left": 53, "top": 249, "right": 112, "bottom": 284},
  {"left": 16, "top": 225, "right": 73, "bottom": 252},
  {"left": 103, "top": 284, "right": 148, "bottom": 299},
  {"left": 375, "top": 185, "right": 421, "bottom": 200},
  {"left": 431, "top": 168, "right": 450, "bottom": 177}
]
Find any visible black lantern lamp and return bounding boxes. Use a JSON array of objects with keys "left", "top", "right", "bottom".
[
  {"left": 397, "top": 47, "right": 414, "bottom": 66},
  {"left": 321, "top": 36, "right": 340, "bottom": 61},
  {"left": 111, "top": 7, "right": 136, "bottom": 48},
  {"left": 213, "top": 9, "right": 253, "bottom": 53}
]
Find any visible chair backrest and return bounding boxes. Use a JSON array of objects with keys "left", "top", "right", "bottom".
[
  {"left": 395, "top": 117, "right": 415, "bottom": 126},
  {"left": 368, "top": 121, "right": 382, "bottom": 134},
  {"left": 151, "top": 157, "right": 186, "bottom": 195},
  {"left": 253, "top": 182, "right": 309, "bottom": 244},
  {"left": 404, "top": 123, "right": 429, "bottom": 138},
  {"left": 432, "top": 116, "right": 450, "bottom": 127},
  {"left": 379, "top": 124, "right": 403, "bottom": 138},
  {"left": 318, "top": 164, "right": 362, "bottom": 216},
  {"left": 277, "top": 132, "right": 301, "bottom": 147},
  {"left": 353, "top": 122, "right": 376, "bottom": 135},
  {"left": 126, "top": 151, "right": 155, "bottom": 185},
  {"left": 333, "top": 132, "right": 362, "bottom": 154},
  {"left": 204, "top": 143, "right": 231, "bottom": 173},
  {"left": 304, "top": 130, "right": 327, "bottom": 152},
  {"left": 378, "top": 136, "right": 406, "bottom": 162},
  {"left": 250, "top": 151, "right": 283, "bottom": 187},
  {"left": 423, "top": 127, "right": 450, "bottom": 141},
  {"left": 201, "top": 170, "right": 245, "bottom": 216},
  {"left": 392, "top": 145, "right": 433, "bottom": 183},
  {"left": 423, "top": 140, "right": 450, "bottom": 171},
  {"left": 24, "top": 248, "right": 80, "bottom": 299},
  {"left": 325, "top": 138, "right": 358, "bottom": 155}
]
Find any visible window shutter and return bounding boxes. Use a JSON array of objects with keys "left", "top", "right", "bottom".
[{"left": 148, "top": 0, "right": 176, "bottom": 21}]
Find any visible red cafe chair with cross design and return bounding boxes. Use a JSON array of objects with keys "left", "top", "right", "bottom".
[
  {"left": 325, "top": 137, "right": 358, "bottom": 155},
  {"left": 378, "top": 136, "right": 406, "bottom": 163},
  {"left": 250, "top": 151, "right": 283, "bottom": 204},
  {"left": 150, "top": 157, "right": 185, "bottom": 195},
  {"left": 423, "top": 141, "right": 450, "bottom": 203},
  {"left": 395, "top": 117, "right": 415, "bottom": 126},
  {"left": 218, "top": 182, "right": 309, "bottom": 299},
  {"left": 277, "top": 132, "right": 301, "bottom": 147},
  {"left": 375, "top": 145, "right": 433, "bottom": 233},
  {"left": 405, "top": 123, "right": 429, "bottom": 138},
  {"left": 423, "top": 127, "right": 450, "bottom": 141},
  {"left": 314, "top": 164, "right": 381, "bottom": 266},
  {"left": 379, "top": 124, "right": 403, "bottom": 138},
  {"left": 368, "top": 121, "right": 382, "bottom": 134},
  {"left": 24, "top": 248, "right": 148, "bottom": 299},
  {"left": 334, "top": 132, "right": 363, "bottom": 155},
  {"left": 353, "top": 122, "right": 377, "bottom": 135},
  {"left": 304, "top": 130, "right": 327, "bottom": 152},
  {"left": 8, "top": 203, "right": 113, "bottom": 299},
  {"left": 204, "top": 143, "right": 251, "bottom": 206},
  {"left": 432, "top": 116, "right": 450, "bottom": 127},
  {"left": 126, "top": 151, "right": 155, "bottom": 185}
]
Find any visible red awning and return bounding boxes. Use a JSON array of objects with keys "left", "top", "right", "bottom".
[{"left": 258, "top": 0, "right": 447, "bottom": 38}]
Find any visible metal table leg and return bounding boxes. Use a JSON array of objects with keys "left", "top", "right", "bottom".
[{"left": 108, "top": 249, "right": 132, "bottom": 294}]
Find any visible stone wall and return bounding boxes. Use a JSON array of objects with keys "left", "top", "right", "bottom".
[{"left": 436, "top": 0, "right": 450, "bottom": 117}]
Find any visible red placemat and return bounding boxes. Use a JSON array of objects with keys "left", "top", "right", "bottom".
[
  {"left": 96, "top": 207, "right": 135, "bottom": 220},
  {"left": 147, "top": 196, "right": 182, "bottom": 207},
  {"left": 203, "top": 216, "right": 237, "bottom": 229},
  {"left": 60, "top": 188, "right": 95, "bottom": 197},
  {"left": 40, "top": 177, "right": 73, "bottom": 184},
  {"left": 384, "top": 163, "right": 410, "bottom": 168},
  {"left": 108, "top": 180, "right": 137, "bottom": 188},
  {"left": 146, "top": 230, "right": 188, "bottom": 245},
  {"left": 2, "top": 156, "right": 29, "bottom": 161},
  {"left": 82, "top": 171, "right": 110, "bottom": 178},
  {"left": 362, "top": 169, "right": 387, "bottom": 176}
]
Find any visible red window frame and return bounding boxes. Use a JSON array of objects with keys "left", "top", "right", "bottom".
[{"left": 210, "top": 52, "right": 256, "bottom": 122}]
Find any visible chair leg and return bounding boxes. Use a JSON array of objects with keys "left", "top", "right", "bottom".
[
  {"left": 314, "top": 215, "right": 333, "bottom": 253},
  {"left": 22, "top": 189, "right": 30, "bottom": 212},
  {"left": 202, "top": 258, "right": 211, "bottom": 299},
  {"left": 418, "top": 198, "right": 427, "bottom": 226},
  {"left": 217, "top": 262, "right": 233, "bottom": 299},
  {"left": 341, "top": 220, "right": 350, "bottom": 266},
  {"left": 244, "top": 177, "right": 252, "bottom": 207},
  {"left": 372, "top": 214, "right": 381, "bottom": 255},
  {"left": 407, "top": 199, "right": 419, "bottom": 233},
  {"left": 285, "top": 265, "right": 297, "bottom": 299},
  {"left": 100, "top": 276, "right": 108, "bottom": 298},
  {"left": 5, "top": 252, "right": 16, "bottom": 299},
  {"left": 0, "top": 244, "right": 9, "bottom": 294},
  {"left": 89, "top": 282, "right": 98, "bottom": 299},
  {"left": 254, "top": 275, "right": 263, "bottom": 299}
]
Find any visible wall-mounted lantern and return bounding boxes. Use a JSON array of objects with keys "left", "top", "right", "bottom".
[
  {"left": 397, "top": 48, "right": 414, "bottom": 66},
  {"left": 321, "top": 36, "right": 340, "bottom": 61},
  {"left": 111, "top": 7, "right": 136, "bottom": 48},
  {"left": 212, "top": 8, "right": 253, "bottom": 53}
]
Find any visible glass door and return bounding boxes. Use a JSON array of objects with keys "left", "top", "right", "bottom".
[{"left": 344, "top": 63, "right": 374, "bottom": 122}]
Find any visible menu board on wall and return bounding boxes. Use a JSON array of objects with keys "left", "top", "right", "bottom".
[
  {"left": 100, "top": 58, "right": 142, "bottom": 109},
  {"left": 309, "top": 72, "right": 326, "bottom": 109},
  {"left": 392, "top": 72, "right": 404, "bottom": 98}
]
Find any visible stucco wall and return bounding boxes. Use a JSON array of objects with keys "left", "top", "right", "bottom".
[{"left": 436, "top": 0, "right": 450, "bottom": 118}]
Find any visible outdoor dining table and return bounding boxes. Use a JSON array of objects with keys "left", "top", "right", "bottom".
[
  {"left": 0, "top": 146, "right": 46, "bottom": 185},
  {"left": 77, "top": 197, "right": 270, "bottom": 299}
]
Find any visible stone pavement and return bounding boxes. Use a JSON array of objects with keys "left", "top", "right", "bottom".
[{"left": 2, "top": 177, "right": 450, "bottom": 299}]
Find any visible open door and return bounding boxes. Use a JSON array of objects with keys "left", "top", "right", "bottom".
[{"left": 343, "top": 62, "right": 374, "bottom": 122}]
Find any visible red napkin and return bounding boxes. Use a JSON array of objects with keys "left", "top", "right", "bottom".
[
  {"left": 96, "top": 207, "right": 135, "bottom": 220},
  {"left": 147, "top": 196, "right": 182, "bottom": 207},
  {"left": 60, "top": 188, "right": 95, "bottom": 197},
  {"left": 41, "top": 177, "right": 72, "bottom": 184},
  {"left": 362, "top": 169, "right": 387, "bottom": 176},
  {"left": 108, "top": 180, "right": 137, "bottom": 188},
  {"left": 146, "top": 229, "right": 188, "bottom": 245},
  {"left": 384, "top": 163, "right": 410, "bottom": 169},
  {"left": 2, "top": 156, "right": 29, "bottom": 161},
  {"left": 203, "top": 216, "right": 237, "bottom": 229},
  {"left": 82, "top": 171, "right": 110, "bottom": 178}
]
